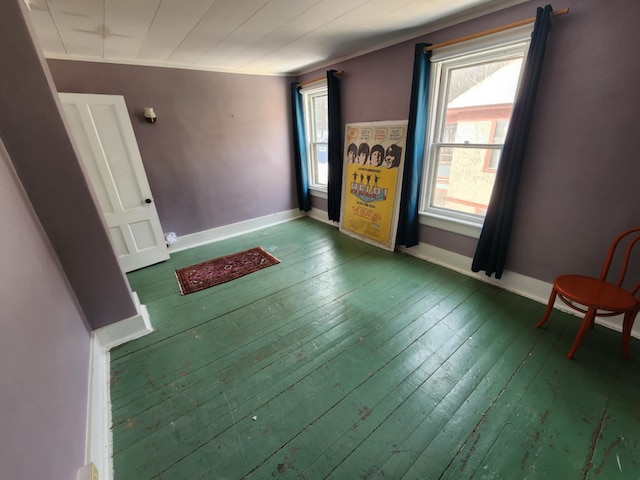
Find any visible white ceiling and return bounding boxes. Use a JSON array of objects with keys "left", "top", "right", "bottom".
[{"left": 26, "top": 0, "right": 526, "bottom": 76}]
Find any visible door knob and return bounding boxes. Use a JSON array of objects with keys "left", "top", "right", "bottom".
[{"left": 144, "top": 198, "right": 152, "bottom": 204}]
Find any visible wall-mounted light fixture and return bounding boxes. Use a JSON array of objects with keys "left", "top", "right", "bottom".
[{"left": 144, "top": 107, "right": 157, "bottom": 124}]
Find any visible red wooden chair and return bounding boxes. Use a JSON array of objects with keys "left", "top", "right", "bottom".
[{"left": 536, "top": 227, "right": 640, "bottom": 359}]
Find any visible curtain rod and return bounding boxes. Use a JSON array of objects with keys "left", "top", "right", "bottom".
[
  {"left": 424, "top": 6, "right": 569, "bottom": 52},
  {"left": 297, "top": 70, "right": 343, "bottom": 87}
]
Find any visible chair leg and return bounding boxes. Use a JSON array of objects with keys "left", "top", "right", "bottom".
[
  {"left": 622, "top": 308, "right": 639, "bottom": 360},
  {"left": 536, "top": 288, "right": 558, "bottom": 328},
  {"left": 567, "top": 306, "right": 597, "bottom": 359}
]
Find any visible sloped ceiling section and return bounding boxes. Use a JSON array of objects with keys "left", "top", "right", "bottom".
[{"left": 27, "top": 0, "right": 526, "bottom": 75}]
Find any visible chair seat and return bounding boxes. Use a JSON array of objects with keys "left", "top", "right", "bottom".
[
  {"left": 555, "top": 274, "right": 637, "bottom": 312},
  {"left": 537, "top": 227, "right": 640, "bottom": 359}
]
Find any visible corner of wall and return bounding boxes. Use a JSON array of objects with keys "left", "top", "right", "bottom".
[
  {"left": 307, "top": 207, "right": 339, "bottom": 227},
  {"left": 94, "top": 292, "right": 153, "bottom": 350}
]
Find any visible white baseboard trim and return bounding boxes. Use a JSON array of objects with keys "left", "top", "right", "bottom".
[
  {"left": 84, "top": 292, "right": 155, "bottom": 480},
  {"left": 399, "top": 242, "right": 640, "bottom": 339},
  {"left": 94, "top": 292, "right": 154, "bottom": 350},
  {"left": 82, "top": 334, "right": 112, "bottom": 480},
  {"left": 169, "top": 209, "right": 305, "bottom": 253},
  {"left": 307, "top": 207, "right": 339, "bottom": 227}
]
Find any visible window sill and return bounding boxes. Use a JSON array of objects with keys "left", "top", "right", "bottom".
[
  {"left": 309, "top": 186, "right": 328, "bottom": 200},
  {"left": 418, "top": 212, "right": 482, "bottom": 239}
]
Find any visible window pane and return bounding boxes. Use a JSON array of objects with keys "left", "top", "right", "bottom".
[
  {"left": 312, "top": 95, "right": 328, "bottom": 143},
  {"left": 303, "top": 86, "right": 329, "bottom": 188},
  {"left": 430, "top": 146, "right": 501, "bottom": 216},
  {"left": 487, "top": 119, "right": 508, "bottom": 169},
  {"left": 440, "top": 59, "right": 522, "bottom": 144},
  {"left": 421, "top": 35, "right": 529, "bottom": 227},
  {"left": 314, "top": 143, "right": 328, "bottom": 185}
]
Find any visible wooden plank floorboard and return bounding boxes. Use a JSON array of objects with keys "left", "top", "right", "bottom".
[
  {"left": 239, "top": 280, "right": 502, "bottom": 479},
  {"left": 325, "top": 289, "right": 544, "bottom": 480},
  {"left": 114, "top": 260, "right": 468, "bottom": 478},
  {"left": 126, "top": 219, "right": 329, "bottom": 292},
  {"left": 432, "top": 311, "right": 575, "bottom": 480},
  {"left": 126, "top": 218, "right": 358, "bottom": 296},
  {"left": 129, "top": 235, "right": 341, "bottom": 305},
  {"left": 111, "top": 251, "right": 424, "bottom": 449},
  {"left": 111, "top": 218, "right": 640, "bottom": 480},
  {"left": 586, "top": 379, "right": 640, "bottom": 479},
  {"left": 110, "top": 245, "right": 397, "bottom": 406},
  {"left": 519, "top": 327, "right": 640, "bottom": 480},
  {"left": 112, "top": 228, "right": 374, "bottom": 359},
  {"left": 268, "top": 287, "right": 519, "bottom": 480},
  {"left": 435, "top": 315, "right": 639, "bottom": 480},
  {"left": 144, "top": 274, "right": 486, "bottom": 479}
]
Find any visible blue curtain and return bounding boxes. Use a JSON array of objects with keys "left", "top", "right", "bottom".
[
  {"left": 471, "top": 5, "right": 553, "bottom": 279},
  {"left": 290, "top": 82, "right": 311, "bottom": 212},
  {"left": 327, "top": 70, "right": 343, "bottom": 221},
  {"left": 397, "top": 43, "right": 431, "bottom": 247}
]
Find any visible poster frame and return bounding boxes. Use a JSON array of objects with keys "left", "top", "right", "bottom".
[{"left": 338, "top": 120, "right": 408, "bottom": 251}]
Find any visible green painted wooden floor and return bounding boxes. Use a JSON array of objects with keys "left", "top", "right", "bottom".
[{"left": 112, "top": 217, "right": 640, "bottom": 480}]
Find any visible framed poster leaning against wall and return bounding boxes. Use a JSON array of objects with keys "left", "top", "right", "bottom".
[{"left": 339, "top": 120, "right": 407, "bottom": 251}]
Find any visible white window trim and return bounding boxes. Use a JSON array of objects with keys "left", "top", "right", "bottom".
[
  {"left": 418, "top": 25, "right": 533, "bottom": 239},
  {"left": 300, "top": 80, "right": 328, "bottom": 197},
  {"left": 310, "top": 187, "right": 328, "bottom": 199}
]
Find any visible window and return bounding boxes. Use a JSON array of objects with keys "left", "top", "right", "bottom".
[
  {"left": 486, "top": 119, "right": 509, "bottom": 171},
  {"left": 301, "top": 82, "right": 329, "bottom": 190},
  {"left": 420, "top": 29, "right": 531, "bottom": 236}
]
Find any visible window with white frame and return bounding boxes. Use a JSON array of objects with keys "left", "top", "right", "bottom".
[
  {"left": 420, "top": 29, "right": 531, "bottom": 236},
  {"left": 301, "top": 82, "right": 329, "bottom": 190}
]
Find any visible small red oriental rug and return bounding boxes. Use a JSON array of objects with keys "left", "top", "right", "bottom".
[{"left": 174, "top": 246, "right": 280, "bottom": 295}]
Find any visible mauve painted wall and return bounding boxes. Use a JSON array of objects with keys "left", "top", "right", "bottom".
[
  {"left": 302, "top": 0, "right": 640, "bottom": 283},
  {"left": 48, "top": 61, "right": 297, "bottom": 237},
  {"left": 0, "top": 0, "right": 136, "bottom": 329},
  {"left": 0, "top": 139, "right": 89, "bottom": 479}
]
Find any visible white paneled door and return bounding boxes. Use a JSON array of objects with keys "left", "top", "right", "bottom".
[{"left": 59, "top": 93, "right": 169, "bottom": 273}]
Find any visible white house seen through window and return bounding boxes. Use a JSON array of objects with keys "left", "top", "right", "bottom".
[
  {"left": 420, "top": 31, "right": 530, "bottom": 233},
  {"left": 302, "top": 82, "right": 329, "bottom": 188}
]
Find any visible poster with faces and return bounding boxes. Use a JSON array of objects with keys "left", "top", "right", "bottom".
[{"left": 339, "top": 120, "right": 407, "bottom": 251}]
